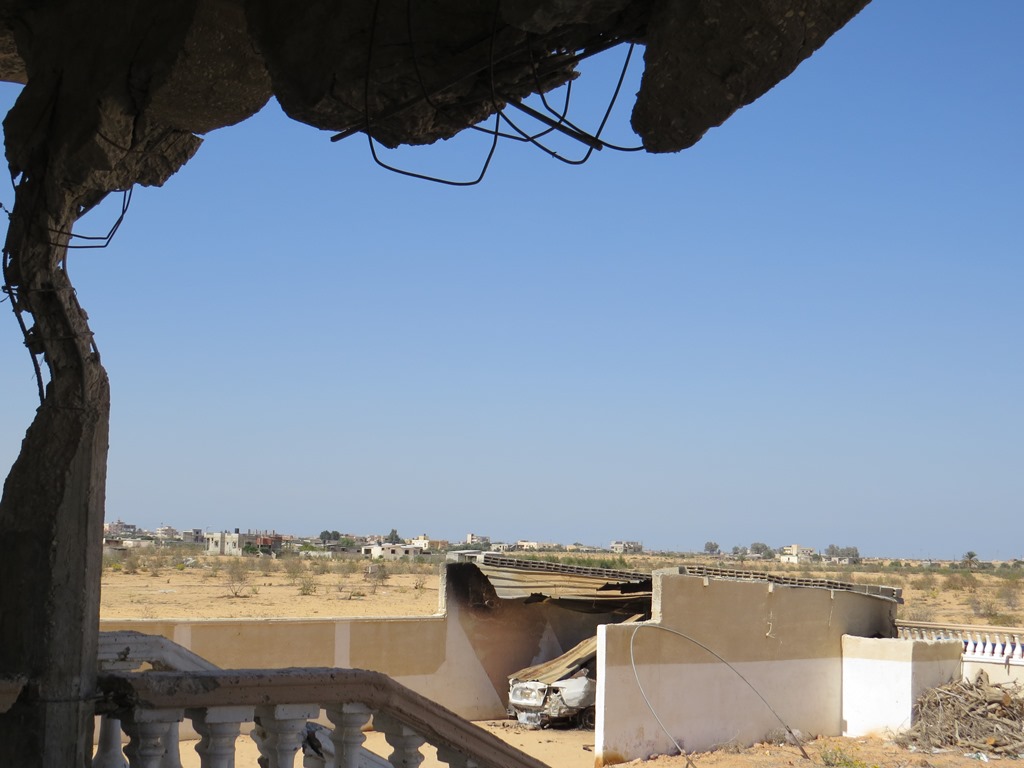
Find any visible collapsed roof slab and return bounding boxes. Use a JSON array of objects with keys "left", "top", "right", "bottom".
[
  {"left": 0, "top": 0, "right": 871, "bottom": 150},
  {"left": 466, "top": 553, "right": 902, "bottom": 614}
]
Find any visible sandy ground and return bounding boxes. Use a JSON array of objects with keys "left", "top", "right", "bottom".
[
  {"left": 101, "top": 556, "right": 1021, "bottom": 767},
  {"left": 174, "top": 724, "right": 1003, "bottom": 768},
  {"left": 100, "top": 555, "right": 1022, "bottom": 626},
  {"left": 100, "top": 559, "right": 443, "bottom": 620}
]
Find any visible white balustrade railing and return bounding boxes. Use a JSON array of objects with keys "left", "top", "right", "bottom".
[
  {"left": 896, "top": 620, "right": 1024, "bottom": 665},
  {"left": 95, "top": 666, "right": 548, "bottom": 768}
]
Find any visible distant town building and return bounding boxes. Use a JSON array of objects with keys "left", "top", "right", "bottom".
[
  {"left": 180, "top": 527, "right": 204, "bottom": 544},
  {"left": 361, "top": 544, "right": 424, "bottom": 561},
  {"left": 610, "top": 540, "right": 643, "bottom": 554},
  {"left": 155, "top": 524, "right": 179, "bottom": 540},
  {"left": 778, "top": 544, "right": 816, "bottom": 564},
  {"left": 104, "top": 519, "right": 137, "bottom": 536},
  {"left": 121, "top": 539, "right": 155, "bottom": 549},
  {"left": 407, "top": 534, "right": 447, "bottom": 552},
  {"left": 466, "top": 533, "right": 490, "bottom": 546},
  {"left": 205, "top": 529, "right": 283, "bottom": 556}
]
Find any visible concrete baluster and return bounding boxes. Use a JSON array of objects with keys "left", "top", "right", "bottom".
[
  {"left": 375, "top": 713, "right": 426, "bottom": 768},
  {"left": 161, "top": 723, "right": 184, "bottom": 768},
  {"left": 435, "top": 744, "right": 480, "bottom": 768},
  {"left": 187, "top": 705, "right": 254, "bottom": 768},
  {"left": 94, "top": 716, "right": 128, "bottom": 768},
  {"left": 121, "top": 709, "right": 185, "bottom": 768},
  {"left": 255, "top": 704, "right": 318, "bottom": 768},
  {"left": 324, "top": 703, "right": 372, "bottom": 768},
  {"left": 1013, "top": 634, "right": 1023, "bottom": 660}
]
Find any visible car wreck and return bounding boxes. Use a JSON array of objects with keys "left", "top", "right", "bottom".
[{"left": 507, "top": 633, "right": 599, "bottom": 729}]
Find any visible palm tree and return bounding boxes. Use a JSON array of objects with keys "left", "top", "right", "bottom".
[{"left": 962, "top": 551, "right": 978, "bottom": 570}]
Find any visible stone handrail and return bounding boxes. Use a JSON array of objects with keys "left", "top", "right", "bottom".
[
  {"left": 98, "top": 631, "right": 221, "bottom": 673},
  {"left": 95, "top": 631, "right": 223, "bottom": 767},
  {"left": 896, "top": 620, "right": 1024, "bottom": 663},
  {"left": 97, "top": 667, "right": 551, "bottom": 768}
]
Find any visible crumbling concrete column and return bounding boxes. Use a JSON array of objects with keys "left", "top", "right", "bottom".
[
  {"left": 0, "top": 5, "right": 203, "bottom": 763},
  {"left": 0, "top": 97, "right": 114, "bottom": 768}
]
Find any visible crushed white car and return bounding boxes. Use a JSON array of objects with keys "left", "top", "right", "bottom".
[{"left": 508, "top": 670, "right": 596, "bottom": 729}]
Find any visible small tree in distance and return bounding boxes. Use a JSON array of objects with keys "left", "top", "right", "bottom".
[
  {"left": 704, "top": 541, "right": 720, "bottom": 555},
  {"left": 749, "top": 542, "right": 775, "bottom": 558}
]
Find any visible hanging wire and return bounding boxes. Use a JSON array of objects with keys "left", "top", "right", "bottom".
[
  {"left": 527, "top": 41, "right": 644, "bottom": 155},
  {"left": 629, "top": 623, "right": 812, "bottom": 763},
  {"left": 495, "top": 41, "right": 642, "bottom": 165},
  {"left": 1, "top": 248, "right": 46, "bottom": 405},
  {"left": 405, "top": 0, "right": 574, "bottom": 146},
  {"left": 363, "top": 0, "right": 502, "bottom": 186},
  {"left": 47, "top": 187, "right": 133, "bottom": 249},
  {"left": 1, "top": 183, "right": 124, "bottom": 406},
  {"left": 356, "top": 0, "right": 644, "bottom": 184}
]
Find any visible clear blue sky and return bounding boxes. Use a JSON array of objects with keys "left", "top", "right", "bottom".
[{"left": 1, "top": 2, "right": 1021, "bottom": 560}]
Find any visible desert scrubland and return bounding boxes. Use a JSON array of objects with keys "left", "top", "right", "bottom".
[{"left": 100, "top": 550, "right": 1022, "bottom": 768}]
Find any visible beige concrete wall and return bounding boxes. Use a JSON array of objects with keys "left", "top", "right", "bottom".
[
  {"left": 100, "top": 563, "right": 615, "bottom": 720},
  {"left": 596, "top": 572, "right": 899, "bottom": 765},
  {"left": 841, "top": 636, "right": 962, "bottom": 737}
]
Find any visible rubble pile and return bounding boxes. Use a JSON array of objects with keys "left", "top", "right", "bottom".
[{"left": 897, "top": 672, "right": 1024, "bottom": 756}]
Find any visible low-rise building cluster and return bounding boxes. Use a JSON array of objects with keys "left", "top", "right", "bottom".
[{"left": 101, "top": 520, "right": 647, "bottom": 562}]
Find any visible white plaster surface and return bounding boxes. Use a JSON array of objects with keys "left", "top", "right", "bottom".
[{"left": 841, "top": 636, "right": 961, "bottom": 737}]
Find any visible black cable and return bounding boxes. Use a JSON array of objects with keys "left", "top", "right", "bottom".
[
  {"left": 529, "top": 41, "right": 644, "bottom": 154},
  {"left": 355, "top": 5, "right": 643, "bottom": 183},
  {"left": 363, "top": 0, "right": 501, "bottom": 186},
  {"left": 47, "top": 188, "right": 132, "bottom": 249},
  {"left": 629, "top": 624, "right": 812, "bottom": 762},
  {"left": 498, "top": 41, "right": 641, "bottom": 165},
  {"left": 1, "top": 248, "right": 46, "bottom": 405}
]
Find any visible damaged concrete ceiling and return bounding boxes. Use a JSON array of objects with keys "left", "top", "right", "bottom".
[{"left": 0, "top": 0, "right": 870, "bottom": 156}]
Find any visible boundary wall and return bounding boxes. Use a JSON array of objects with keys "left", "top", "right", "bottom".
[
  {"left": 100, "top": 563, "right": 616, "bottom": 720},
  {"left": 841, "top": 636, "right": 962, "bottom": 737},
  {"left": 596, "top": 570, "right": 900, "bottom": 765}
]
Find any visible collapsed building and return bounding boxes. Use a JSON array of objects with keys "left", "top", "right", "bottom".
[{"left": 0, "top": 1, "right": 894, "bottom": 764}]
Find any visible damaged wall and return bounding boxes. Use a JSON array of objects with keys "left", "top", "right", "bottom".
[
  {"left": 100, "top": 563, "right": 619, "bottom": 720},
  {"left": 596, "top": 570, "right": 898, "bottom": 765}
]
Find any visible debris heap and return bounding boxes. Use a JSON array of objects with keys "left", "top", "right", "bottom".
[{"left": 896, "top": 672, "right": 1024, "bottom": 756}]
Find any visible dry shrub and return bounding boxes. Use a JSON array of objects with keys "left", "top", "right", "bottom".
[
  {"left": 910, "top": 574, "right": 936, "bottom": 590},
  {"left": 944, "top": 572, "right": 978, "bottom": 592},
  {"left": 224, "top": 557, "right": 252, "bottom": 598},
  {"left": 282, "top": 557, "right": 305, "bottom": 584}
]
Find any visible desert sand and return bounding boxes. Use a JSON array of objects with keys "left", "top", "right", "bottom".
[{"left": 100, "top": 554, "right": 1019, "bottom": 768}]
